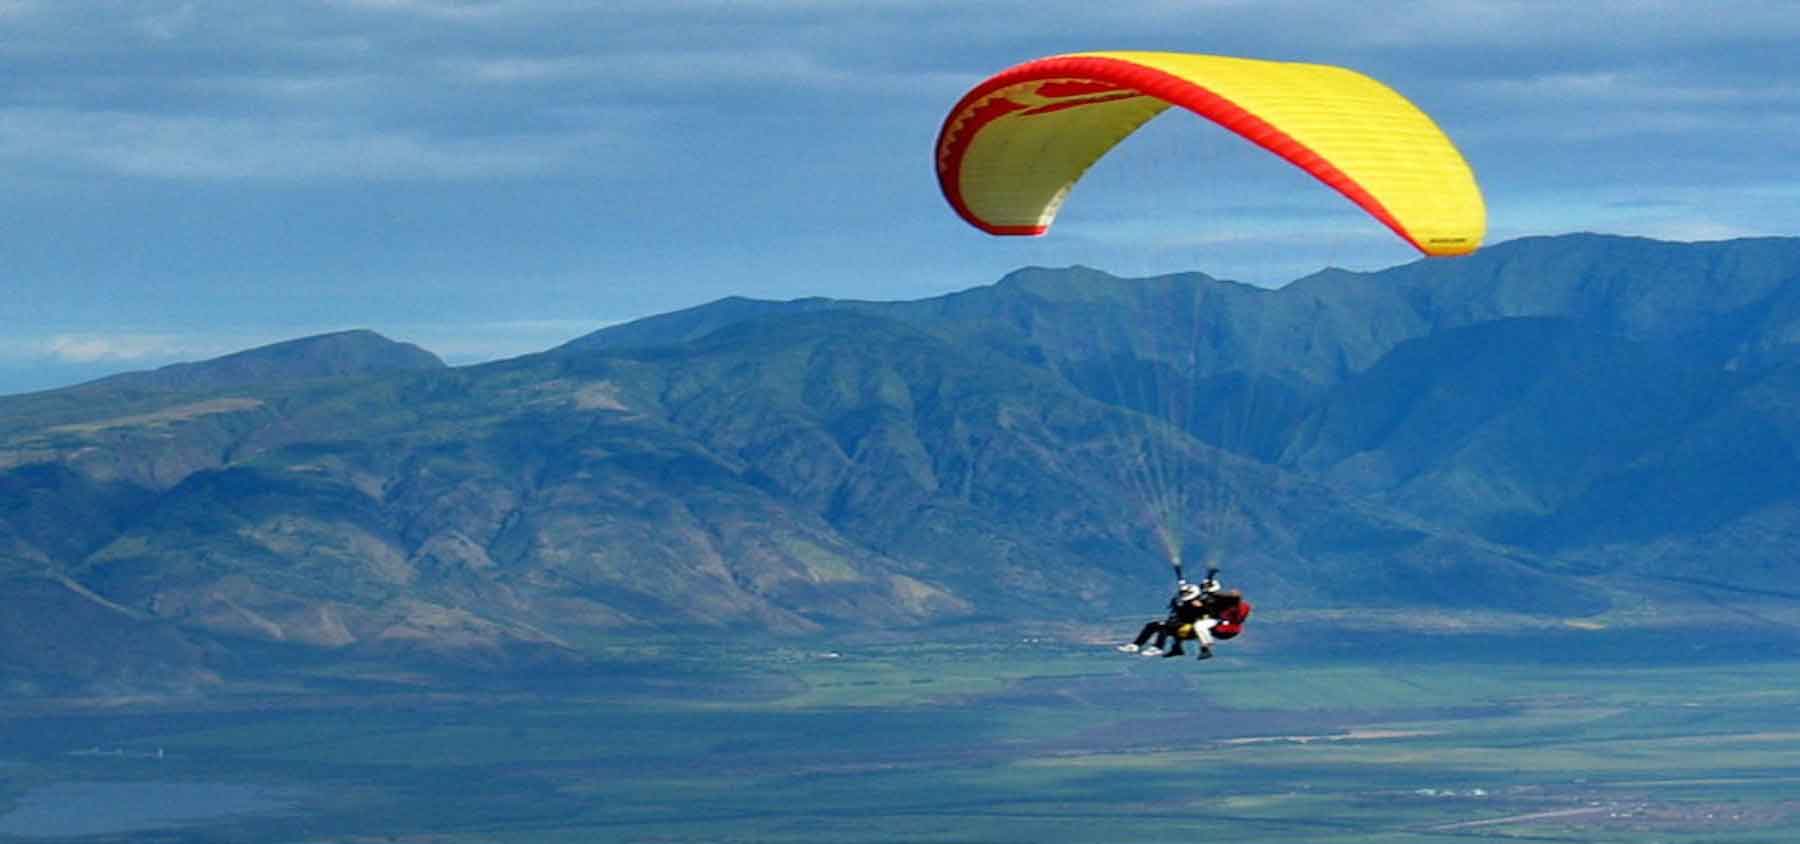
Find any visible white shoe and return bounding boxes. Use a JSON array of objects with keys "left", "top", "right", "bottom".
[
  {"left": 1116, "top": 643, "right": 1140, "bottom": 653},
  {"left": 1140, "top": 646, "right": 1163, "bottom": 657}
]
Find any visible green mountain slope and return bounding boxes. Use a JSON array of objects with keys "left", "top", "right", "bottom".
[{"left": 567, "top": 233, "right": 1800, "bottom": 586}]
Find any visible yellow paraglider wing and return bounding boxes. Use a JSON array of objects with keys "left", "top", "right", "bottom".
[{"left": 935, "top": 51, "right": 1485, "bottom": 256}]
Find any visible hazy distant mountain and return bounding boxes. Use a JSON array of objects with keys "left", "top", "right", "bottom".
[
  {"left": 89, "top": 329, "right": 445, "bottom": 394},
  {"left": 4, "top": 234, "right": 1798, "bottom": 691}
]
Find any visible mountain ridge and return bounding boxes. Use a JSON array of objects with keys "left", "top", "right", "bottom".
[{"left": 3, "top": 233, "right": 1798, "bottom": 692}]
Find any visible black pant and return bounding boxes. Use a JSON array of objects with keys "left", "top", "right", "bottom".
[{"left": 1133, "top": 619, "right": 1180, "bottom": 650}]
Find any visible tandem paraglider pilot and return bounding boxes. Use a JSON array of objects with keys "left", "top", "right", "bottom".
[{"left": 1117, "top": 567, "right": 1251, "bottom": 661}]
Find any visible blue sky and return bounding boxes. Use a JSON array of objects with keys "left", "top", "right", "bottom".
[{"left": 4, "top": 0, "right": 1798, "bottom": 395}]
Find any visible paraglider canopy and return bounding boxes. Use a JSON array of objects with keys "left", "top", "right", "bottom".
[{"left": 935, "top": 51, "right": 1485, "bottom": 256}]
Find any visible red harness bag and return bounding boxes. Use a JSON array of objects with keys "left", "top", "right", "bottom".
[{"left": 1211, "top": 600, "right": 1252, "bottom": 640}]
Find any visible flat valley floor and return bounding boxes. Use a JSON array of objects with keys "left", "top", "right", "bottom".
[{"left": 3, "top": 620, "right": 1799, "bottom": 843}]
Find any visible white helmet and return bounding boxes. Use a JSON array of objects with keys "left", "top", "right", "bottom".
[{"left": 1178, "top": 583, "right": 1202, "bottom": 601}]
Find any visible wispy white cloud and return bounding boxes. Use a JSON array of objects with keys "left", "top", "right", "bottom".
[
  {"left": 1474, "top": 70, "right": 1800, "bottom": 111},
  {"left": 137, "top": 1, "right": 198, "bottom": 40},
  {"left": 0, "top": 108, "right": 628, "bottom": 181},
  {"left": 5, "top": 320, "right": 617, "bottom": 371},
  {"left": 189, "top": 70, "right": 389, "bottom": 103},
  {"left": 1257, "top": 0, "right": 1800, "bottom": 50},
  {"left": 382, "top": 319, "right": 617, "bottom": 362},
  {"left": 440, "top": 48, "right": 846, "bottom": 87},
  {"left": 30, "top": 332, "right": 223, "bottom": 364},
  {"left": 441, "top": 47, "right": 975, "bottom": 100},
  {"left": 1626, "top": 220, "right": 1771, "bottom": 242},
  {"left": 325, "top": 0, "right": 529, "bottom": 20}
]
